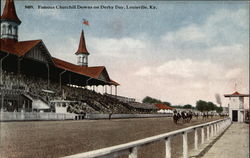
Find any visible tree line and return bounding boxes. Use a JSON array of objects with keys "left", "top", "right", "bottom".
[
  {"left": 142, "top": 96, "right": 223, "bottom": 113},
  {"left": 196, "top": 100, "right": 223, "bottom": 113}
]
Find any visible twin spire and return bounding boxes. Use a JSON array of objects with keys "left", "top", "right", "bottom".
[
  {"left": 75, "top": 30, "right": 90, "bottom": 67},
  {"left": 0, "top": 0, "right": 21, "bottom": 41},
  {"left": 75, "top": 30, "right": 89, "bottom": 55},
  {"left": 1, "top": 0, "right": 90, "bottom": 66},
  {"left": 1, "top": 0, "right": 21, "bottom": 24}
]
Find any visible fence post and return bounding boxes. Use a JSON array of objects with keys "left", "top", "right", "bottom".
[
  {"left": 129, "top": 147, "right": 138, "bottom": 158},
  {"left": 183, "top": 132, "right": 188, "bottom": 158},
  {"left": 215, "top": 124, "right": 217, "bottom": 135},
  {"left": 194, "top": 128, "right": 198, "bottom": 150},
  {"left": 201, "top": 127, "right": 205, "bottom": 144},
  {"left": 214, "top": 124, "right": 216, "bottom": 135},
  {"left": 212, "top": 125, "right": 214, "bottom": 137},
  {"left": 218, "top": 122, "right": 221, "bottom": 131},
  {"left": 219, "top": 122, "right": 222, "bottom": 132},
  {"left": 165, "top": 137, "right": 171, "bottom": 158},
  {"left": 207, "top": 126, "right": 210, "bottom": 141}
]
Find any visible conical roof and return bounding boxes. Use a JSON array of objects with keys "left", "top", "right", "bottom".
[
  {"left": 75, "top": 30, "right": 89, "bottom": 55},
  {"left": 0, "top": 0, "right": 21, "bottom": 24}
]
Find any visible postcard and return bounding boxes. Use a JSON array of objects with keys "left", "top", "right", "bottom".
[{"left": 0, "top": 0, "right": 249, "bottom": 158}]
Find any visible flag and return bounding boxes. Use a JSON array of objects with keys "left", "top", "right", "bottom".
[{"left": 82, "top": 19, "right": 89, "bottom": 26}]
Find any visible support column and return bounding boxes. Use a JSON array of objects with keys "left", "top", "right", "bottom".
[
  {"left": 115, "top": 86, "right": 117, "bottom": 97},
  {"left": 105, "top": 85, "right": 107, "bottom": 93},
  {"left": 46, "top": 64, "right": 50, "bottom": 88},
  {"left": 59, "top": 70, "right": 66, "bottom": 91},
  {"left": 69, "top": 73, "right": 71, "bottom": 85},
  {"left": 110, "top": 86, "right": 112, "bottom": 95},
  {"left": 17, "top": 57, "right": 22, "bottom": 75},
  {"left": 165, "top": 137, "right": 171, "bottom": 158}
]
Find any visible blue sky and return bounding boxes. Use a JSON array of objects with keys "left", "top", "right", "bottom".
[{"left": 2, "top": 1, "right": 249, "bottom": 106}]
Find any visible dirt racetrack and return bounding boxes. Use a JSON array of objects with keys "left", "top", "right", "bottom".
[{"left": 0, "top": 117, "right": 221, "bottom": 158}]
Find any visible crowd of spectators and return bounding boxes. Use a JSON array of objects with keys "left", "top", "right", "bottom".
[{"left": 1, "top": 71, "right": 156, "bottom": 114}]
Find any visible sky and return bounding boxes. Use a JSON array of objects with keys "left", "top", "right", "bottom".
[{"left": 1, "top": 0, "right": 249, "bottom": 107}]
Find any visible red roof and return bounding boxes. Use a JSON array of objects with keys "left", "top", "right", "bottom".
[
  {"left": 75, "top": 30, "right": 89, "bottom": 55},
  {"left": 1, "top": 0, "right": 21, "bottom": 24},
  {"left": 0, "top": 39, "right": 119, "bottom": 85},
  {"left": 110, "top": 79, "right": 120, "bottom": 86},
  {"left": 224, "top": 91, "right": 249, "bottom": 97},
  {"left": 52, "top": 57, "right": 105, "bottom": 79},
  {"left": 0, "top": 39, "right": 41, "bottom": 56},
  {"left": 155, "top": 103, "right": 174, "bottom": 110}
]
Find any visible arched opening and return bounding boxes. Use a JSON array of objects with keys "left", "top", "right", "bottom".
[
  {"left": 2, "top": 25, "right": 7, "bottom": 35},
  {"left": 14, "top": 26, "right": 18, "bottom": 36},
  {"left": 8, "top": 25, "right": 12, "bottom": 34}
]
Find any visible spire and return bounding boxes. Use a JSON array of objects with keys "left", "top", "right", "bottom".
[
  {"left": 75, "top": 30, "right": 89, "bottom": 55},
  {"left": 1, "top": 0, "right": 21, "bottom": 24}
]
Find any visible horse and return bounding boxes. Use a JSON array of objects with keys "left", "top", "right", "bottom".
[
  {"left": 186, "top": 111, "right": 193, "bottom": 123},
  {"left": 202, "top": 113, "right": 207, "bottom": 120},
  {"left": 181, "top": 111, "right": 188, "bottom": 123},
  {"left": 173, "top": 112, "right": 182, "bottom": 124},
  {"left": 194, "top": 113, "right": 199, "bottom": 119}
]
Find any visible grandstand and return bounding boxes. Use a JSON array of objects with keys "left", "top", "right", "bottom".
[{"left": 0, "top": 0, "right": 160, "bottom": 116}]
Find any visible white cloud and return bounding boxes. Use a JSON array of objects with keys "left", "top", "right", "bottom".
[
  {"left": 206, "top": 8, "right": 249, "bottom": 28},
  {"left": 162, "top": 8, "right": 248, "bottom": 48},
  {"left": 225, "top": 68, "right": 243, "bottom": 79},
  {"left": 49, "top": 37, "right": 78, "bottom": 63},
  {"left": 88, "top": 37, "right": 148, "bottom": 58},
  {"left": 163, "top": 25, "right": 206, "bottom": 43},
  {"left": 90, "top": 8, "right": 249, "bottom": 105},
  {"left": 135, "top": 59, "right": 224, "bottom": 79},
  {"left": 207, "top": 44, "right": 246, "bottom": 54},
  {"left": 135, "top": 67, "right": 152, "bottom": 76}
]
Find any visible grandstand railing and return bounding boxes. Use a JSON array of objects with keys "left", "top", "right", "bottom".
[{"left": 62, "top": 118, "right": 231, "bottom": 158}]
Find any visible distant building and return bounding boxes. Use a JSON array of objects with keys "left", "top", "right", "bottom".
[{"left": 224, "top": 91, "right": 249, "bottom": 122}]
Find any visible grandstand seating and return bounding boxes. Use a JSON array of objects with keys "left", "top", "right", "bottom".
[{"left": 2, "top": 71, "right": 156, "bottom": 114}]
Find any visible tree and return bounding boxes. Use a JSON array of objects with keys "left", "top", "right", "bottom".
[
  {"left": 196, "top": 100, "right": 219, "bottom": 112},
  {"left": 196, "top": 100, "right": 207, "bottom": 112},
  {"left": 162, "top": 101, "right": 171, "bottom": 107},
  {"left": 207, "top": 102, "right": 216, "bottom": 111},
  {"left": 142, "top": 96, "right": 161, "bottom": 104},
  {"left": 216, "top": 106, "right": 223, "bottom": 113},
  {"left": 183, "top": 104, "right": 193, "bottom": 109}
]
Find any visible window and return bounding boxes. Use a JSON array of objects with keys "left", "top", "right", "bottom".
[
  {"left": 2, "top": 25, "right": 6, "bottom": 34},
  {"left": 82, "top": 56, "right": 85, "bottom": 63},
  {"left": 8, "top": 25, "right": 12, "bottom": 34},
  {"left": 14, "top": 26, "right": 18, "bottom": 35}
]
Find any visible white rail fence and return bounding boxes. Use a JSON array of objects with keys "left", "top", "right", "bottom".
[
  {"left": 0, "top": 112, "right": 76, "bottom": 121},
  {"left": 62, "top": 118, "right": 231, "bottom": 158}
]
